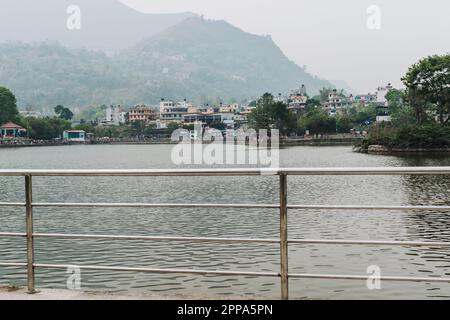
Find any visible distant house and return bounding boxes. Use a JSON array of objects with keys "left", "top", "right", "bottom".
[
  {"left": 63, "top": 130, "right": 86, "bottom": 142},
  {"left": 287, "top": 85, "right": 308, "bottom": 110},
  {"left": 19, "top": 110, "right": 42, "bottom": 118},
  {"left": 102, "top": 105, "right": 126, "bottom": 125},
  {"left": 159, "top": 99, "right": 191, "bottom": 124},
  {"left": 323, "top": 89, "right": 351, "bottom": 116},
  {"left": 128, "top": 105, "right": 157, "bottom": 123},
  {"left": 350, "top": 93, "right": 377, "bottom": 106},
  {"left": 0, "top": 122, "right": 26, "bottom": 138}
]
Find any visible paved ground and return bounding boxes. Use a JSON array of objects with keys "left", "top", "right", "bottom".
[{"left": 0, "top": 286, "right": 261, "bottom": 300}]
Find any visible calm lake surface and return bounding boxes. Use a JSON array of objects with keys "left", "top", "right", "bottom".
[{"left": 1, "top": 145, "right": 450, "bottom": 299}]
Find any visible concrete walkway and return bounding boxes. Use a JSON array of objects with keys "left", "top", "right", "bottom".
[{"left": 0, "top": 286, "right": 260, "bottom": 300}]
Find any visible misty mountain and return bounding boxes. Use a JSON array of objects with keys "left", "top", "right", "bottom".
[
  {"left": 116, "top": 18, "right": 332, "bottom": 103},
  {"left": 0, "top": 16, "right": 333, "bottom": 111},
  {"left": 0, "top": 0, "right": 196, "bottom": 52}
]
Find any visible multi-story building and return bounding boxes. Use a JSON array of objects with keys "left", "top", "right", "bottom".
[
  {"left": 19, "top": 110, "right": 42, "bottom": 118},
  {"left": 159, "top": 99, "right": 192, "bottom": 123},
  {"left": 219, "top": 103, "right": 240, "bottom": 113},
  {"left": 374, "top": 83, "right": 394, "bottom": 123},
  {"left": 376, "top": 83, "right": 393, "bottom": 106},
  {"left": 287, "top": 85, "right": 308, "bottom": 110},
  {"left": 103, "top": 105, "right": 126, "bottom": 125},
  {"left": 323, "top": 89, "right": 351, "bottom": 116},
  {"left": 183, "top": 113, "right": 223, "bottom": 125},
  {"left": 128, "top": 105, "right": 157, "bottom": 123},
  {"left": 349, "top": 93, "right": 377, "bottom": 106}
]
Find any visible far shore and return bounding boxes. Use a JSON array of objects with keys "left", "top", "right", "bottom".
[
  {"left": 0, "top": 135, "right": 363, "bottom": 148},
  {"left": 362, "top": 144, "right": 450, "bottom": 155},
  {"left": 0, "top": 139, "right": 358, "bottom": 148}
]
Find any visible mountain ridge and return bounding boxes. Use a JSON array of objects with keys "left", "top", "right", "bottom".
[
  {"left": 0, "top": 0, "right": 197, "bottom": 52},
  {"left": 0, "top": 16, "right": 333, "bottom": 111}
]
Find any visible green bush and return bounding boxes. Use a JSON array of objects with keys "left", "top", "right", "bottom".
[{"left": 358, "top": 124, "right": 450, "bottom": 150}]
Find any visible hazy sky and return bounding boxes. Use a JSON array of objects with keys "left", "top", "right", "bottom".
[{"left": 120, "top": 0, "right": 449, "bottom": 93}]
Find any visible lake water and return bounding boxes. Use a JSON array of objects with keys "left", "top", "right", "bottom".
[{"left": 1, "top": 145, "right": 450, "bottom": 299}]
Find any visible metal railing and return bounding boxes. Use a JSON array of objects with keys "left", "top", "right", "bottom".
[{"left": 1, "top": 167, "right": 450, "bottom": 299}]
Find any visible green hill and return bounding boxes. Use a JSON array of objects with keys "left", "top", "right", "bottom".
[{"left": 0, "top": 17, "right": 333, "bottom": 111}]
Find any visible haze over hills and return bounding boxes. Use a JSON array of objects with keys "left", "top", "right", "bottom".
[
  {"left": 114, "top": 17, "right": 333, "bottom": 105},
  {"left": 0, "top": 0, "right": 334, "bottom": 112},
  {"left": 0, "top": 0, "right": 196, "bottom": 52}
]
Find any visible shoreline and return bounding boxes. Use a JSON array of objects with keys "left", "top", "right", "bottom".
[
  {"left": 361, "top": 145, "right": 450, "bottom": 155},
  {"left": 0, "top": 138, "right": 360, "bottom": 148}
]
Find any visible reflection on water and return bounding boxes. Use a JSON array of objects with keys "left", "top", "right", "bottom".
[{"left": 0, "top": 145, "right": 450, "bottom": 299}]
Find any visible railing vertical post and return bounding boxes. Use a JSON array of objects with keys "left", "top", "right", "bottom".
[
  {"left": 279, "top": 173, "right": 289, "bottom": 300},
  {"left": 25, "top": 174, "right": 36, "bottom": 294}
]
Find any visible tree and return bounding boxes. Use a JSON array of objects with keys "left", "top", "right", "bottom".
[
  {"left": 130, "top": 120, "right": 146, "bottom": 137},
  {"left": 26, "top": 117, "right": 71, "bottom": 140},
  {"left": 167, "top": 122, "right": 180, "bottom": 135},
  {"left": 54, "top": 105, "right": 74, "bottom": 120},
  {"left": 305, "top": 97, "right": 320, "bottom": 110},
  {"left": 298, "top": 108, "right": 336, "bottom": 135},
  {"left": 0, "top": 86, "right": 19, "bottom": 124},
  {"left": 248, "top": 93, "right": 291, "bottom": 133},
  {"left": 336, "top": 114, "right": 352, "bottom": 133},
  {"left": 385, "top": 88, "right": 404, "bottom": 114},
  {"left": 402, "top": 54, "right": 450, "bottom": 124}
]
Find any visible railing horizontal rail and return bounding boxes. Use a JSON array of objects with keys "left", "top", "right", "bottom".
[
  {"left": 0, "top": 232, "right": 26, "bottom": 238},
  {"left": 281, "top": 167, "right": 450, "bottom": 175},
  {"left": 3, "top": 231, "right": 448, "bottom": 249},
  {"left": 0, "top": 166, "right": 449, "bottom": 176},
  {"left": 3, "top": 202, "right": 450, "bottom": 212},
  {"left": 288, "top": 273, "right": 450, "bottom": 283},
  {"left": 4, "top": 232, "right": 447, "bottom": 248},
  {"left": 0, "top": 262, "right": 27, "bottom": 267},
  {"left": 288, "top": 239, "right": 450, "bottom": 247},
  {"left": 288, "top": 205, "right": 450, "bottom": 211},
  {"left": 28, "top": 264, "right": 450, "bottom": 283},
  {"left": 32, "top": 233, "right": 280, "bottom": 244},
  {"left": 34, "top": 263, "right": 279, "bottom": 277},
  {"left": 0, "top": 168, "right": 267, "bottom": 176},
  {"left": 0, "top": 202, "right": 25, "bottom": 207},
  {"left": 31, "top": 203, "right": 279, "bottom": 209}
]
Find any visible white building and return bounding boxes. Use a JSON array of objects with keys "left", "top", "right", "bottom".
[
  {"left": 376, "top": 83, "right": 393, "bottom": 106},
  {"left": 159, "top": 99, "right": 191, "bottom": 123},
  {"left": 323, "top": 89, "right": 351, "bottom": 116},
  {"left": 19, "top": 110, "right": 42, "bottom": 118},
  {"left": 104, "top": 105, "right": 126, "bottom": 125}
]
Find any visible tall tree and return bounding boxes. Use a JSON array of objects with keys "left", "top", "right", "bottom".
[
  {"left": 402, "top": 54, "right": 450, "bottom": 124},
  {"left": 0, "top": 86, "right": 19, "bottom": 124},
  {"left": 54, "top": 105, "right": 74, "bottom": 120},
  {"left": 248, "top": 93, "right": 291, "bottom": 133}
]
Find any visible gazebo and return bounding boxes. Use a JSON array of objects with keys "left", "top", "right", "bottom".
[{"left": 0, "top": 122, "right": 27, "bottom": 138}]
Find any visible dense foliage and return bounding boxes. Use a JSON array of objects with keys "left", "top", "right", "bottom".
[
  {"left": 357, "top": 124, "right": 450, "bottom": 150},
  {"left": 357, "top": 54, "right": 450, "bottom": 150},
  {"left": 402, "top": 54, "right": 450, "bottom": 125},
  {"left": 22, "top": 117, "right": 72, "bottom": 140},
  {"left": 0, "top": 86, "right": 19, "bottom": 124}
]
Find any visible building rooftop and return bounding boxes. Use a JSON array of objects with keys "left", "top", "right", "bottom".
[{"left": 0, "top": 122, "right": 25, "bottom": 129}]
